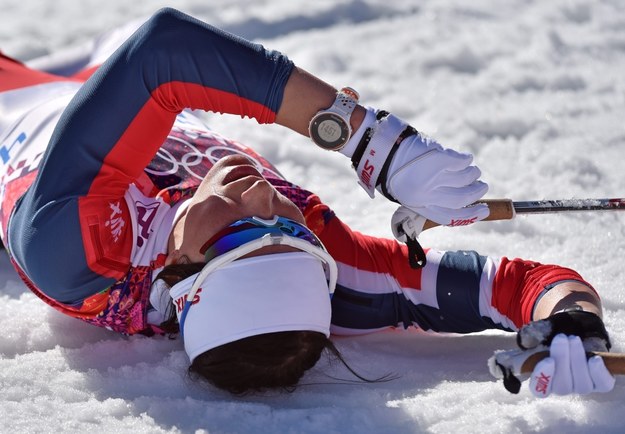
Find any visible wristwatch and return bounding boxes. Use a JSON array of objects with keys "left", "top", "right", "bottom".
[{"left": 308, "top": 87, "right": 359, "bottom": 151}]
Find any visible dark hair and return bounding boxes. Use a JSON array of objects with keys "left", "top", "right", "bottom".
[
  {"left": 190, "top": 330, "right": 329, "bottom": 395},
  {"left": 154, "top": 262, "right": 386, "bottom": 395}
]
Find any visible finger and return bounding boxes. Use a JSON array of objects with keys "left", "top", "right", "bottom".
[
  {"left": 432, "top": 165, "right": 482, "bottom": 189},
  {"left": 428, "top": 181, "right": 489, "bottom": 209},
  {"left": 567, "top": 335, "right": 594, "bottom": 394},
  {"left": 387, "top": 150, "right": 483, "bottom": 209},
  {"left": 397, "top": 181, "right": 488, "bottom": 211},
  {"left": 390, "top": 150, "right": 470, "bottom": 190},
  {"left": 412, "top": 203, "right": 489, "bottom": 226},
  {"left": 588, "top": 356, "right": 616, "bottom": 393},
  {"left": 549, "top": 334, "right": 573, "bottom": 395},
  {"left": 530, "top": 358, "right": 555, "bottom": 398}
]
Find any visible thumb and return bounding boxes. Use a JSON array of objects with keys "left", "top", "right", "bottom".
[{"left": 408, "top": 202, "right": 490, "bottom": 227}]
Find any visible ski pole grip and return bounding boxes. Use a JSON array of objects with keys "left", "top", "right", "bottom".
[
  {"left": 520, "top": 351, "right": 625, "bottom": 375},
  {"left": 422, "top": 199, "right": 516, "bottom": 231},
  {"left": 483, "top": 199, "right": 516, "bottom": 221}
]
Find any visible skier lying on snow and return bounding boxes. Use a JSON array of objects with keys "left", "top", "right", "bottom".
[{"left": 0, "top": 8, "right": 615, "bottom": 396}]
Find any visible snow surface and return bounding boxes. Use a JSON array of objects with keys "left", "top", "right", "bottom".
[{"left": 1, "top": 0, "right": 625, "bottom": 432}]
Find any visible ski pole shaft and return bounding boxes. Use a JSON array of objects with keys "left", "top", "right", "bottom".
[
  {"left": 513, "top": 198, "right": 625, "bottom": 214},
  {"left": 422, "top": 198, "right": 625, "bottom": 231}
]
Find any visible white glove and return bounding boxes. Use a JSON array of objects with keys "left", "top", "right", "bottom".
[
  {"left": 490, "top": 310, "right": 615, "bottom": 397},
  {"left": 530, "top": 333, "right": 615, "bottom": 397},
  {"left": 342, "top": 107, "right": 489, "bottom": 225}
]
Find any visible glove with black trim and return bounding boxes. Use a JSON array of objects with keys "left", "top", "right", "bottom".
[
  {"left": 500, "top": 310, "right": 615, "bottom": 397},
  {"left": 341, "top": 107, "right": 489, "bottom": 226}
]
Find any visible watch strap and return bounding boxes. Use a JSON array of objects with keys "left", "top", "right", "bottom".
[{"left": 331, "top": 87, "right": 359, "bottom": 118}]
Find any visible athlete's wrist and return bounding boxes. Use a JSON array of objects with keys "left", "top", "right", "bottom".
[
  {"left": 532, "top": 281, "right": 602, "bottom": 322},
  {"left": 349, "top": 105, "right": 366, "bottom": 142}
]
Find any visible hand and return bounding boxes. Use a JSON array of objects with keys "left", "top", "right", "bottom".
[
  {"left": 384, "top": 132, "right": 489, "bottom": 225},
  {"left": 345, "top": 108, "right": 489, "bottom": 225},
  {"left": 390, "top": 205, "right": 487, "bottom": 269},
  {"left": 497, "top": 310, "right": 615, "bottom": 397},
  {"left": 529, "top": 333, "right": 614, "bottom": 397}
]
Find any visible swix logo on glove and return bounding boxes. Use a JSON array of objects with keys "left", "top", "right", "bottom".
[
  {"left": 529, "top": 357, "right": 556, "bottom": 398},
  {"left": 449, "top": 216, "right": 478, "bottom": 227},
  {"left": 533, "top": 371, "right": 551, "bottom": 396}
]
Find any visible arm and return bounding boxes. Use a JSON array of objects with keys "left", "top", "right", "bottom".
[
  {"left": 306, "top": 194, "right": 582, "bottom": 335},
  {"left": 9, "top": 7, "right": 485, "bottom": 304},
  {"left": 9, "top": 8, "right": 297, "bottom": 301},
  {"left": 532, "top": 281, "right": 602, "bottom": 320},
  {"left": 277, "top": 67, "right": 488, "bottom": 228},
  {"left": 495, "top": 278, "right": 614, "bottom": 397},
  {"left": 275, "top": 66, "right": 366, "bottom": 137}
]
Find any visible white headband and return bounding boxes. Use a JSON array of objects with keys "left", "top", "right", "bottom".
[{"left": 169, "top": 251, "right": 334, "bottom": 362}]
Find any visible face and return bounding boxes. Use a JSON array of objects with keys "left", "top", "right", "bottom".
[{"left": 166, "top": 154, "right": 306, "bottom": 265}]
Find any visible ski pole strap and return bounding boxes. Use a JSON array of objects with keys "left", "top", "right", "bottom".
[
  {"left": 393, "top": 215, "right": 428, "bottom": 269},
  {"left": 350, "top": 110, "right": 389, "bottom": 178},
  {"left": 350, "top": 110, "right": 415, "bottom": 200},
  {"left": 378, "top": 124, "right": 418, "bottom": 202},
  {"left": 405, "top": 235, "right": 427, "bottom": 269}
]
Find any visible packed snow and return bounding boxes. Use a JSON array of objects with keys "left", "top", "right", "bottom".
[{"left": 1, "top": 0, "right": 625, "bottom": 432}]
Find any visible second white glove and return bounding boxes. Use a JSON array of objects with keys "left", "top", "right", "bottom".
[{"left": 529, "top": 333, "right": 615, "bottom": 397}]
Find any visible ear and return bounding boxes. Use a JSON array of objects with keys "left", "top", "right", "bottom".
[
  {"left": 165, "top": 249, "right": 193, "bottom": 266},
  {"left": 165, "top": 249, "right": 183, "bottom": 266}
]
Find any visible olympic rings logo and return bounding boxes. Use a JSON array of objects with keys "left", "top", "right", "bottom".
[{"left": 144, "top": 133, "right": 282, "bottom": 181}]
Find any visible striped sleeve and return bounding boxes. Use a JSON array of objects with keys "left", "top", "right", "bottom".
[
  {"left": 304, "top": 197, "right": 593, "bottom": 335},
  {"left": 9, "top": 8, "right": 294, "bottom": 302}
]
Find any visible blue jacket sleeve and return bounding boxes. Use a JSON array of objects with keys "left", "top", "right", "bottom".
[{"left": 9, "top": 8, "right": 294, "bottom": 302}]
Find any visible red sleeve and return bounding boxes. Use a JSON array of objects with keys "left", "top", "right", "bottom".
[
  {"left": 304, "top": 194, "right": 423, "bottom": 290},
  {"left": 491, "top": 257, "right": 595, "bottom": 327},
  {"left": 0, "top": 52, "right": 78, "bottom": 92}
]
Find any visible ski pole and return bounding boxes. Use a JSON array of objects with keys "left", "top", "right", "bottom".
[
  {"left": 489, "top": 347, "right": 625, "bottom": 393},
  {"left": 422, "top": 198, "right": 625, "bottom": 231},
  {"left": 491, "top": 347, "right": 625, "bottom": 376},
  {"left": 394, "top": 198, "right": 625, "bottom": 268}
]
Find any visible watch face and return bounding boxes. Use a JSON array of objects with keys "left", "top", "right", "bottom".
[{"left": 309, "top": 113, "right": 350, "bottom": 150}]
